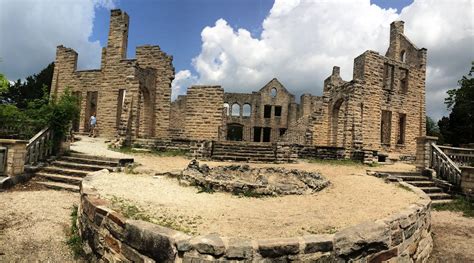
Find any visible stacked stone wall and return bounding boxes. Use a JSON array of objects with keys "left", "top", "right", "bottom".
[
  {"left": 184, "top": 86, "right": 224, "bottom": 141},
  {"left": 169, "top": 95, "right": 187, "bottom": 139},
  {"left": 79, "top": 171, "right": 433, "bottom": 262}
]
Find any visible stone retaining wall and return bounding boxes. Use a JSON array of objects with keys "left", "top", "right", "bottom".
[{"left": 79, "top": 170, "right": 433, "bottom": 262}]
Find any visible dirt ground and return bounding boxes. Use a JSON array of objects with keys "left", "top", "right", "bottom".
[
  {"left": 0, "top": 187, "right": 79, "bottom": 262},
  {"left": 88, "top": 156, "right": 421, "bottom": 238},
  {"left": 0, "top": 136, "right": 469, "bottom": 261},
  {"left": 429, "top": 211, "right": 474, "bottom": 263}
]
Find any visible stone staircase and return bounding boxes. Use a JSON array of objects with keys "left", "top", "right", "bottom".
[
  {"left": 33, "top": 152, "right": 133, "bottom": 192},
  {"left": 211, "top": 141, "right": 276, "bottom": 162},
  {"left": 386, "top": 171, "right": 453, "bottom": 205}
]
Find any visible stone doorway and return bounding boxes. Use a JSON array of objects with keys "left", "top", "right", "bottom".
[
  {"left": 263, "top": 127, "right": 271, "bottom": 142},
  {"left": 84, "top": 91, "right": 98, "bottom": 131},
  {"left": 227, "top": 124, "right": 243, "bottom": 141}
]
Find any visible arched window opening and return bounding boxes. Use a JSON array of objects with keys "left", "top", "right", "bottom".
[
  {"left": 231, "top": 103, "right": 240, "bottom": 116},
  {"left": 400, "top": 50, "right": 406, "bottom": 62},
  {"left": 271, "top": 88, "right": 277, "bottom": 98},
  {"left": 242, "top": 104, "right": 251, "bottom": 117},
  {"left": 223, "top": 103, "right": 230, "bottom": 116}
]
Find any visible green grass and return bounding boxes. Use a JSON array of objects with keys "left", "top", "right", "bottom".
[
  {"left": 432, "top": 196, "right": 474, "bottom": 217},
  {"left": 109, "top": 196, "right": 197, "bottom": 234},
  {"left": 307, "top": 158, "right": 363, "bottom": 166},
  {"left": 66, "top": 205, "right": 85, "bottom": 258},
  {"left": 197, "top": 185, "right": 215, "bottom": 194},
  {"left": 111, "top": 146, "right": 188, "bottom": 157}
]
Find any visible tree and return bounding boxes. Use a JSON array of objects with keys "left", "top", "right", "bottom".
[
  {"left": 439, "top": 62, "right": 474, "bottom": 146},
  {"left": 1, "top": 62, "right": 54, "bottom": 108}
]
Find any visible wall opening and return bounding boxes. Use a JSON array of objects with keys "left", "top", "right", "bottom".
[
  {"left": 331, "top": 99, "right": 344, "bottom": 146},
  {"left": 274, "top": 106, "right": 282, "bottom": 117},
  {"left": 223, "top": 103, "right": 230, "bottom": 116},
  {"left": 400, "top": 50, "right": 406, "bottom": 62},
  {"left": 84, "top": 91, "right": 98, "bottom": 132},
  {"left": 271, "top": 88, "right": 277, "bottom": 98},
  {"left": 242, "top": 104, "right": 251, "bottom": 117},
  {"left": 279, "top": 128, "right": 287, "bottom": 137},
  {"left": 400, "top": 69, "right": 408, "bottom": 93},
  {"left": 263, "top": 127, "right": 271, "bottom": 142},
  {"left": 227, "top": 123, "right": 243, "bottom": 141},
  {"left": 383, "top": 63, "right": 395, "bottom": 90},
  {"left": 397, "top": 113, "right": 406, "bottom": 145},
  {"left": 381, "top": 110, "right": 392, "bottom": 145},
  {"left": 116, "top": 89, "right": 126, "bottom": 129},
  {"left": 231, "top": 103, "right": 240, "bottom": 116},
  {"left": 264, "top": 105, "right": 272, "bottom": 118},
  {"left": 253, "top": 127, "right": 262, "bottom": 142}
]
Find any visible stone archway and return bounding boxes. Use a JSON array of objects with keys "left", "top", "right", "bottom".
[{"left": 137, "top": 86, "right": 155, "bottom": 138}]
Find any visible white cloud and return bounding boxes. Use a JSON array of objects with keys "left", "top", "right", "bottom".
[
  {"left": 0, "top": 0, "right": 115, "bottom": 81},
  {"left": 171, "top": 70, "right": 198, "bottom": 100},
  {"left": 184, "top": 0, "right": 473, "bottom": 120}
]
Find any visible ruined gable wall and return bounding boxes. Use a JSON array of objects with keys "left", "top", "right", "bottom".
[
  {"left": 355, "top": 49, "right": 426, "bottom": 155},
  {"left": 184, "top": 86, "right": 224, "bottom": 140}
]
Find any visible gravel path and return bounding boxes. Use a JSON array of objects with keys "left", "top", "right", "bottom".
[
  {"left": 0, "top": 189, "right": 79, "bottom": 262},
  {"left": 88, "top": 158, "right": 421, "bottom": 238}
]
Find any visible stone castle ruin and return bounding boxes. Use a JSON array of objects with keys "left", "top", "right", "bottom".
[{"left": 52, "top": 9, "right": 426, "bottom": 159}]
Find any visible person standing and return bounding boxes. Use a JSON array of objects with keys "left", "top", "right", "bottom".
[{"left": 89, "top": 113, "right": 97, "bottom": 137}]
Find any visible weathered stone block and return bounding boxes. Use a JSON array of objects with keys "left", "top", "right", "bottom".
[{"left": 258, "top": 237, "right": 300, "bottom": 258}]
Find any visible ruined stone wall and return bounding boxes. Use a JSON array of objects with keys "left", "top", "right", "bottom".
[
  {"left": 79, "top": 171, "right": 433, "bottom": 262},
  {"left": 184, "top": 86, "right": 224, "bottom": 141},
  {"left": 136, "top": 45, "right": 174, "bottom": 139},
  {"left": 51, "top": 9, "right": 174, "bottom": 140}
]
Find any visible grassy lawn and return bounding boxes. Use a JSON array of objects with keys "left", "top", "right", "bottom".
[{"left": 433, "top": 196, "right": 474, "bottom": 217}]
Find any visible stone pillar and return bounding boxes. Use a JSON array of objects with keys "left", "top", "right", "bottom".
[
  {"left": 460, "top": 167, "right": 474, "bottom": 198},
  {"left": 0, "top": 139, "right": 28, "bottom": 176},
  {"left": 415, "top": 136, "right": 438, "bottom": 172}
]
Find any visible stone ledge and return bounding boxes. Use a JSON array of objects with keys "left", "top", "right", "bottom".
[{"left": 78, "top": 170, "right": 433, "bottom": 262}]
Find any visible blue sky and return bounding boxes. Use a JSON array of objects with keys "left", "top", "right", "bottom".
[
  {"left": 1, "top": 0, "right": 472, "bottom": 120},
  {"left": 90, "top": 0, "right": 413, "bottom": 74}
]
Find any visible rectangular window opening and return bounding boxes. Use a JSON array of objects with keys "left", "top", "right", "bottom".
[
  {"left": 274, "top": 106, "right": 282, "bottom": 117},
  {"left": 397, "top": 113, "right": 406, "bottom": 145},
  {"left": 383, "top": 63, "right": 395, "bottom": 90},
  {"left": 116, "top": 89, "right": 126, "bottom": 128},
  {"left": 264, "top": 105, "right": 272, "bottom": 118},
  {"left": 380, "top": 110, "right": 392, "bottom": 145}
]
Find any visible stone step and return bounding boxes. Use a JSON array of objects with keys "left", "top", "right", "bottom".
[
  {"left": 427, "top": 192, "right": 452, "bottom": 200},
  {"left": 36, "top": 181, "right": 80, "bottom": 192},
  {"left": 67, "top": 152, "right": 133, "bottom": 165},
  {"left": 40, "top": 166, "right": 89, "bottom": 177},
  {"left": 211, "top": 155, "right": 276, "bottom": 163},
  {"left": 211, "top": 151, "right": 276, "bottom": 158},
  {"left": 431, "top": 199, "right": 454, "bottom": 205},
  {"left": 418, "top": 187, "right": 444, "bottom": 193},
  {"left": 36, "top": 172, "right": 82, "bottom": 186},
  {"left": 381, "top": 171, "right": 421, "bottom": 177},
  {"left": 212, "top": 146, "right": 274, "bottom": 153},
  {"left": 52, "top": 160, "right": 116, "bottom": 172},
  {"left": 60, "top": 156, "right": 120, "bottom": 167},
  {"left": 408, "top": 181, "right": 435, "bottom": 187},
  {"left": 397, "top": 175, "right": 430, "bottom": 182}
]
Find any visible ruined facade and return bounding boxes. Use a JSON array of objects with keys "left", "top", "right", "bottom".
[
  {"left": 52, "top": 9, "right": 426, "bottom": 156},
  {"left": 51, "top": 9, "right": 174, "bottom": 139}
]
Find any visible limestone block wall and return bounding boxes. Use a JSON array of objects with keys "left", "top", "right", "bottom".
[
  {"left": 136, "top": 45, "right": 175, "bottom": 139},
  {"left": 184, "top": 86, "right": 224, "bottom": 141},
  {"left": 0, "top": 139, "right": 28, "bottom": 176},
  {"left": 79, "top": 171, "right": 433, "bottom": 262}
]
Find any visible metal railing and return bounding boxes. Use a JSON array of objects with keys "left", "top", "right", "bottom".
[
  {"left": 25, "top": 127, "right": 53, "bottom": 165},
  {"left": 431, "top": 143, "right": 462, "bottom": 186}
]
